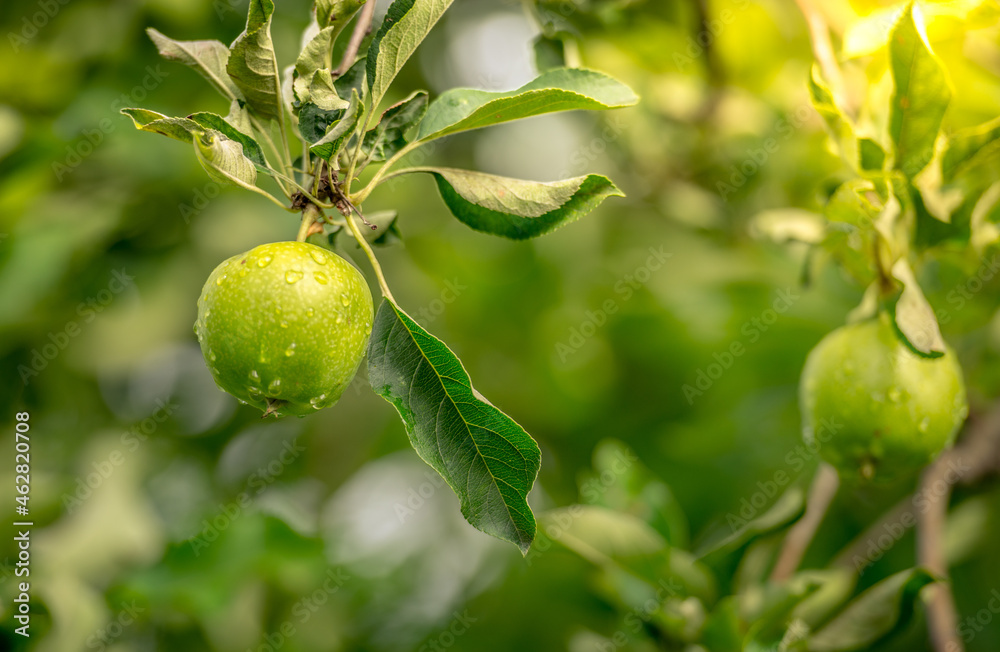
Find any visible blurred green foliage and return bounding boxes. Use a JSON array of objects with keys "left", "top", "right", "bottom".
[{"left": 2, "top": 0, "right": 1000, "bottom": 651}]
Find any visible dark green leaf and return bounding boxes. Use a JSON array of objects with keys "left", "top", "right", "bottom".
[
  {"left": 806, "top": 568, "right": 936, "bottom": 651},
  {"left": 421, "top": 168, "right": 623, "bottom": 239},
  {"left": 889, "top": 2, "right": 952, "bottom": 178},
  {"left": 367, "top": 298, "right": 541, "bottom": 554},
  {"left": 366, "top": 0, "right": 454, "bottom": 110},
  {"left": 146, "top": 28, "right": 241, "bottom": 101},
  {"left": 417, "top": 68, "right": 638, "bottom": 142},
  {"left": 335, "top": 56, "right": 368, "bottom": 100},
  {"left": 890, "top": 258, "right": 946, "bottom": 357},
  {"left": 362, "top": 90, "right": 427, "bottom": 162},
  {"left": 187, "top": 112, "right": 267, "bottom": 166},
  {"left": 227, "top": 0, "right": 283, "bottom": 122},
  {"left": 309, "top": 88, "right": 363, "bottom": 161}
]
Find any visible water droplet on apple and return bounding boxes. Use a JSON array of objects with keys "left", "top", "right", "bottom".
[
  {"left": 285, "top": 270, "right": 303, "bottom": 284},
  {"left": 314, "top": 272, "right": 328, "bottom": 285}
]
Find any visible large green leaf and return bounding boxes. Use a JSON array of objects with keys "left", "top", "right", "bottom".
[
  {"left": 889, "top": 2, "right": 952, "bottom": 178},
  {"left": 187, "top": 112, "right": 267, "bottom": 166},
  {"left": 227, "top": 0, "right": 283, "bottom": 122},
  {"left": 362, "top": 90, "right": 427, "bottom": 162},
  {"left": 806, "top": 568, "right": 936, "bottom": 651},
  {"left": 366, "top": 0, "right": 454, "bottom": 111},
  {"left": 416, "top": 168, "right": 623, "bottom": 239},
  {"left": 417, "top": 68, "right": 638, "bottom": 142},
  {"left": 146, "top": 28, "right": 241, "bottom": 101},
  {"left": 366, "top": 298, "right": 541, "bottom": 554},
  {"left": 309, "top": 89, "right": 363, "bottom": 161}
]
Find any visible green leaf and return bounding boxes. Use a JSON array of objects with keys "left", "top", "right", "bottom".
[
  {"left": 146, "top": 28, "right": 241, "bottom": 101},
  {"left": 227, "top": 0, "right": 283, "bottom": 122},
  {"left": 187, "top": 112, "right": 267, "bottom": 167},
  {"left": 366, "top": 298, "right": 541, "bottom": 554},
  {"left": 366, "top": 0, "right": 455, "bottom": 111},
  {"left": 309, "top": 69, "right": 350, "bottom": 111},
  {"left": 362, "top": 90, "right": 427, "bottom": 162},
  {"left": 417, "top": 68, "right": 638, "bottom": 142},
  {"left": 791, "top": 569, "right": 858, "bottom": 631},
  {"left": 121, "top": 108, "right": 203, "bottom": 143},
  {"left": 889, "top": 2, "right": 952, "bottom": 178},
  {"left": 806, "top": 568, "right": 936, "bottom": 652},
  {"left": 299, "top": 102, "right": 343, "bottom": 144},
  {"left": 335, "top": 56, "right": 368, "bottom": 100},
  {"left": 309, "top": 88, "right": 363, "bottom": 161},
  {"left": 315, "top": 0, "right": 367, "bottom": 31},
  {"left": 296, "top": 26, "right": 336, "bottom": 78},
  {"left": 541, "top": 505, "right": 666, "bottom": 563},
  {"left": 890, "top": 258, "right": 946, "bottom": 357},
  {"left": 224, "top": 98, "right": 253, "bottom": 135},
  {"left": 942, "top": 116, "right": 1000, "bottom": 183},
  {"left": 418, "top": 168, "right": 623, "bottom": 239},
  {"left": 193, "top": 130, "right": 258, "bottom": 188}
]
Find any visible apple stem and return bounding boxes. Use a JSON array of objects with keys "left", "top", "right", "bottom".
[{"left": 344, "top": 202, "right": 395, "bottom": 302}]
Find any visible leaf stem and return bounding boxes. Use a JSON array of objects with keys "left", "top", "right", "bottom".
[
  {"left": 350, "top": 140, "right": 424, "bottom": 204},
  {"left": 344, "top": 203, "right": 395, "bottom": 302}
]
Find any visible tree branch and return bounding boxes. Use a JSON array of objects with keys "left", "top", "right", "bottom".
[
  {"left": 336, "top": 0, "right": 377, "bottom": 76},
  {"left": 771, "top": 463, "right": 840, "bottom": 582}
]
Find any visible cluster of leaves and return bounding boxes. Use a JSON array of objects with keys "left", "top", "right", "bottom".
[
  {"left": 753, "top": 1, "right": 1000, "bottom": 359},
  {"left": 539, "top": 440, "right": 935, "bottom": 651},
  {"left": 121, "top": 0, "right": 638, "bottom": 554}
]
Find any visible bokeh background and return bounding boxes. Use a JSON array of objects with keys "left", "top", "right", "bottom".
[{"left": 3, "top": 0, "right": 1000, "bottom": 650}]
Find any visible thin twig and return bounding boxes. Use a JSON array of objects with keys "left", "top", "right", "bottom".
[
  {"left": 771, "top": 463, "right": 840, "bottom": 582},
  {"left": 336, "top": 0, "right": 376, "bottom": 76}
]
